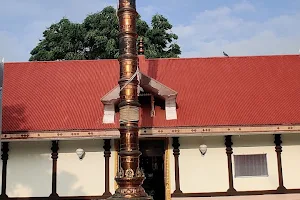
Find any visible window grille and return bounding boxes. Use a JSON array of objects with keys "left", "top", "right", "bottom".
[{"left": 234, "top": 154, "right": 268, "bottom": 177}]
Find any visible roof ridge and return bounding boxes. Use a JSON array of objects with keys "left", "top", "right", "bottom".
[
  {"left": 5, "top": 54, "right": 299, "bottom": 64},
  {"left": 146, "top": 54, "right": 299, "bottom": 61},
  {"left": 6, "top": 59, "right": 118, "bottom": 64}
]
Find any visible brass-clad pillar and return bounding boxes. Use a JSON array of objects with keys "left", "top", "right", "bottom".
[{"left": 108, "top": 0, "right": 151, "bottom": 199}]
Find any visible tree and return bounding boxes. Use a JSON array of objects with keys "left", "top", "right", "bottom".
[
  {"left": 29, "top": 6, "right": 181, "bottom": 61},
  {"left": 143, "top": 14, "right": 181, "bottom": 58},
  {"left": 30, "top": 18, "right": 86, "bottom": 61}
]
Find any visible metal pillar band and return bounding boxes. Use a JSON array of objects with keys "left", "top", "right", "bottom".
[{"left": 107, "top": 1, "right": 152, "bottom": 199}]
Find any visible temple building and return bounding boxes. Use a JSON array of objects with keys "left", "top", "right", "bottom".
[
  {"left": 1, "top": 1, "right": 300, "bottom": 199},
  {"left": 1, "top": 52, "right": 300, "bottom": 200}
]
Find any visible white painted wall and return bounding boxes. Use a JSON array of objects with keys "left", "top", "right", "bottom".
[
  {"left": 3, "top": 139, "right": 116, "bottom": 198},
  {"left": 57, "top": 139, "right": 116, "bottom": 196},
  {"left": 111, "top": 141, "right": 118, "bottom": 192},
  {"left": 6, "top": 141, "right": 52, "bottom": 197},
  {"left": 174, "top": 136, "right": 229, "bottom": 193},
  {"left": 2, "top": 133, "right": 299, "bottom": 198},
  {"left": 281, "top": 133, "right": 300, "bottom": 189},
  {"left": 232, "top": 135, "right": 278, "bottom": 191}
]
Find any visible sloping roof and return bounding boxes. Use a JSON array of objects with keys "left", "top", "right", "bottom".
[
  {"left": 2, "top": 55, "right": 300, "bottom": 132},
  {"left": 100, "top": 72, "right": 178, "bottom": 104}
]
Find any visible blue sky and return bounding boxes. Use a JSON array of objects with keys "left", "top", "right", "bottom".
[{"left": 0, "top": 0, "right": 300, "bottom": 62}]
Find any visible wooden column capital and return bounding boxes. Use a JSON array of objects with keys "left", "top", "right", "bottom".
[
  {"left": 172, "top": 137, "right": 183, "bottom": 195},
  {"left": 51, "top": 141, "right": 59, "bottom": 160},
  {"left": 172, "top": 137, "right": 180, "bottom": 155},
  {"left": 104, "top": 139, "right": 112, "bottom": 158},
  {"left": 225, "top": 136, "right": 236, "bottom": 194},
  {"left": 1, "top": 143, "right": 9, "bottom": 161},
  {"left": 225, "top": 135, "right": 233, "bottom": 154},
  {"left": 274, "top": 134, "right": 283, "bottom": 152}
]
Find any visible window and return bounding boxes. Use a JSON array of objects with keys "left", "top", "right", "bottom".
[{"left": 234, "top": 154, "right": 268, "bottom": 177}]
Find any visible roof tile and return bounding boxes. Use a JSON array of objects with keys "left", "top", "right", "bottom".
[{"left": 3, "top": 55, "right": 300, "bottom": 132}]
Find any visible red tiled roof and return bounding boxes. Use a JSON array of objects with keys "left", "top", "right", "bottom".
[{"left": 2, "top": 55, "right": 300, "bottom": 132}]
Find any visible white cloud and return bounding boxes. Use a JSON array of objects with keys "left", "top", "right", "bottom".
[
  {"left": 233, "top": 0, "right": 256, "bottom": 12},
  {"left": 173, "top": 2, "right": 300, "bottom": 58},
  {"left": 141, "top": 5, "right": 156, "bottom": 17},
  {"left": 200, "top": 7, "right": 232, "bottom": 18}
]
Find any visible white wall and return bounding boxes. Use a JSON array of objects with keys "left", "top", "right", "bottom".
[
  {"left": 6, "top": 141, "right": 52, "bottom": 197},
  {"left": 174, "top": 136, "right": 229, "bottom": 193},
  {"left": 2, "top": 133, "right": 299, "bottom": 198},
  {"left": 232, "top": 135, "right": 278, "bottom": 191},
  {"left": 281, "top": 133, "right": 300, "bottom": 189},
  {"left": 3, "top": 139, "right": 116, "bottom": 198},
  {"left": 111, "top": 141, "right": 117, "bottom": 192},
  {"left": 57, "top": 139, "right": 116, "bottom": 196}
]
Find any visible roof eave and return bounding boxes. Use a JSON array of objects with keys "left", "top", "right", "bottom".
[{"left": 100, "top": 72, "right": 178, "bottom": 104}]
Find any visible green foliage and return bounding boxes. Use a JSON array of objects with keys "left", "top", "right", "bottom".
[
  {"left": 143, "top": 14, "right": 181, "bottom": 58},
  {"left": 29, "top": 6, "right": 181, "bottom": 61}
]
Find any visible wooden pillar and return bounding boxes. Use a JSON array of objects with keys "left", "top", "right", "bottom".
[
  {"left": 0, "top": 142, "right": 9, "bottom": 199},
  {"left": 274, "top": 134, "right": 287, "bottom": 193},
  {"left": 49, "top": 141, "right": 59, "bottom": 200},
  {"left": 225, "top": 136, "right": 236, "bottom": 194},
  {"left": 103, "top": 139, "right": 112, "bottom": 197},
  {"left": 172, "top": 137, "right": 182, "bottom": 194}
]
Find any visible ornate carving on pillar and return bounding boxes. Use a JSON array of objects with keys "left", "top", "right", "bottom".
[
  {"left": 225, "top": 136, "right": 237, "bottom": 194},
  {"left": 49, "top": 141, "right": 59, "bottom": 200},
  {"left": 164, "top": 139, "right": 171, "bottom": 200},
  {"left": 0, "top": 142, "right": 9, "bottom": 200},
  {"left": 172, "top": 137, "right": 183, "bottom": 195},
  {"left": 274, "top": 134, "right": 287, "bottom": 193},
  {"left": 108, "top": 0, "right": 151, "bottom": 199},
  {"left": 138, "top": 37, "right": 144, "bottom": 55},
  {"left": 103, "top": 139, "right": 112, "bottom": 197}
]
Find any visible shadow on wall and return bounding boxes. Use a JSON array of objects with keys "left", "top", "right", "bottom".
[
  {"left": 57, "top": 139, "right": 105, "bottom": 196},
  {"left": 231, "top": 134, "right": 274, "bottom": 148},
  {"left": 179, "top": 136, "right": 225, "bottom": 150},
  {"left": 281, "top": 133, "right": 300, "bottom": 146},
  {"left": 2, "top": 104, "right": 27, "bottom": 132},
  {"left": 6, "top": 141, "right": 86, "bottom": 198},
  {"left": 178, "top": 135, "right": 276, "bottom": 150},
  {"left": 57, "top": 170, "right": 86, "bottom": 197}
]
